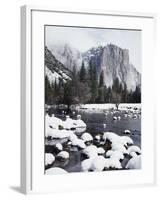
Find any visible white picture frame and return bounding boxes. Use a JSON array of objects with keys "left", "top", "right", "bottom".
[{"left": 21, "top": 5, "right": 156, "bottom": 194}]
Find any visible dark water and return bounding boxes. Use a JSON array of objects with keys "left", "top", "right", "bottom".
[
  {"left": 79, "top": 111, "right": 141, "bottom": 148},
  {"left": 45, "top": 108, "right": 141, "bottom": 172}
]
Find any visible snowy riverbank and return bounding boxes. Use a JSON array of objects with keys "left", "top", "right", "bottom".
[{"left": 76, "top": 103, "right": 141, "bottom": 113}]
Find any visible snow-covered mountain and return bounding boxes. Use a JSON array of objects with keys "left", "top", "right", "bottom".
[
  {"left": 46, "top": 43, "right": 141, "bottom": 91},
  {"left": 45, "top": 47, "right": 72, "bottom": 84}
]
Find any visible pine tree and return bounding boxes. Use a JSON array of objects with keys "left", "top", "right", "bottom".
[
  {"left": 99, "top": 70, "right": 104, "bottom": 87},
  {"left": 90, "top": 64, "right": 98, "bottom": 103},
  {"left": 122, "top": 83, "right": 128, "bottom": 103},
  {"left": 132, "top": 86, "right": 141, "bottom": 103},
  {"left": 80, "top": 61, "right": 86, "bottom": 82},
  {"left": 88, "top": 60, "right": 93, "bottom": 81},
  {"left": 97, "top": 70, "right": 105, "bottom": 103},
  {"left": 45, "top": 75, "right": 51, "bottom": 104}
]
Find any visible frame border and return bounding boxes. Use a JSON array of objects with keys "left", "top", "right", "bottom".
[{"left": 21, "top": 5, "right": 157, "bottom": 194}]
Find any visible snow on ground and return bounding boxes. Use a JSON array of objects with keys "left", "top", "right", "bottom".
[
  {"left": 76, "top": 103, "right": 141, "bottom": 112},
  {"left": 46, "top": 167, "right": 68, "bottom": 175},
  {"left": 45, "top": 153, "right": 55, "bottom": 166}
]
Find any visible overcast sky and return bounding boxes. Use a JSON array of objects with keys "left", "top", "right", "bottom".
[{"left": 45, "top": 26, "right": 141, "bottom": 73}]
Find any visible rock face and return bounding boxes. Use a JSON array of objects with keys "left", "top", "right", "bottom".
[
  {"left": 49, "top": 44, "right": 82, "bottom": 71},
  {"left": 83, "top": 44, "right": 141, "bottom": 91},
  {"left": 46, "top": 43, "right": 141, "bottom": 91}
]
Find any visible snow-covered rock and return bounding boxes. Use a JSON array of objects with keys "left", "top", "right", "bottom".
[
  {"left": 46, "top": 167, "right": 68, "bottom": 175},
  {"left": 63, "top": 115, "right": 77, "bottom": 130},
  {"left": 105, "top": 150, "right": 124, "bottom": 160},
  {"left": 103, "top": 132, "right": 119, "bottom": 143},
  {"left": 95, "top": 135, "right": 101, "bottom": 141},
  {"left": 81, "top": 158, "right": 93, "bottom": 172},
  {"left": 81, "top": 132, "right": 93, "bottom": 142},
  {"left": 81, "top": 156, "right": 105, "bottom": 172},
  {"left": 45, "top": 153, "right": 55, "bottom": 166},
  {"left": 128, "top": 145, "right": 141, "bottom": 155},
  {"left": 129, "top": 152, "right": 137, "bottom": 158},
  {"left": 113, "top": 116, "right": 117, "bottom": 120},
  {"left": 133, "top": 114, "right": 137, "bottom": 119},
  {"left": 82, "top": 145, "right": 98, "bottom": 158},
  {"left": 124, "top": 129, "right": 131, "bottom": 135},
  {"left": 75, "top": 115, "right": 87, "bottom": 134},
  {"left": 120, "top": 136, "right": 133, "bottom": 146},
  {"left": 103, "top": 132, "right": 132, "bottom": 154},
  {"left": 90, "top": 156, "right": 105, "bottom": 172},
  {"left": 57, "top": 151, "right": 69, "bottom": 159},
  {"left": 55, "top": 143, "right": 63, "bottom": 151},
  {"left": 46, "top": 128, "right": 74, "bottom": 139},
  {"left": 103, "top": 124, "right": 107, "bottom": 129},
  {"left": 46, "top": 114, "right": 63, "bottom": 130},
  {"left": 62, "top": 115, "right": 87, "bottom": 134},
  {"left": 105, "top": 150, "right": 114, "bottom": 158},
  {"left": 104, "top": 158, "right": 122, "bottom": 169},
  {"left": 97, "top": 147, "right": 105, "bottom": 155},
  {"left": 117, "top": 116, "right": 121, "bottom": 120},
  {"left": 126, "top": 155, "right": 141, "bottom": 169},
  {"left": 71, "top": 138, "right": 86, "bottom": 149},
  {"left": 111, "top": 142, "right": 128, "bottom": 155}
]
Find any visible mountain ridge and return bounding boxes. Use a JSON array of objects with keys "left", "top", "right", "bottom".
[{"left": 46, "top": 43, "right": 141, "bottom": 91}]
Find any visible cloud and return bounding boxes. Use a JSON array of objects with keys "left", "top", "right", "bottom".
[{"left": 45, "top": 26, "right": 141, "bottom": 73}]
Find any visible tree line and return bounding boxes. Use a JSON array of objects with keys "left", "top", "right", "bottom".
[{"left": 45, "top": 61, "right": 141, "bottom": 108}]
